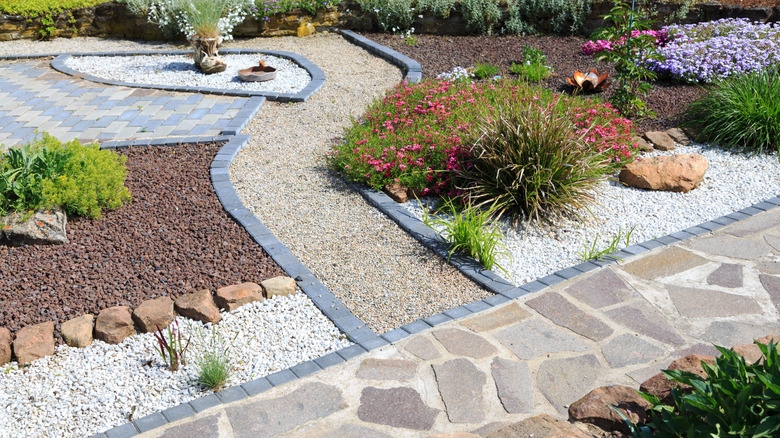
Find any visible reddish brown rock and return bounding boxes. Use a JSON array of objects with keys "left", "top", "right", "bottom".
[
  {"left": 61, "top": 314, "right": 95, "bottom": 348},
  {"left": 632, "top": 136, "right": 653, "bottom": 152},
  {"left": 0, "top": 327, "right": 11, "bottom": 365},
  {"left": 94, "top": 306, "right": 135, "bottom": 345},
  {"left": 174, "top": 289, "right": 222, "bottom": 324},
  {"left": 215, "top": 282, "right": 263, "bottom": 311},
  {"left": 619, "top": 154, "right": 708, "bottom": 193},
  {"left": 132, "top": 296, "right": 175, "bottom": 332},
  {"left": 261, "top": 276, "right": 297, "bottom": 298},
  {"left": 383, "top": 182, "right": 408, "bottom": 203},
  {"left": 643, "top": 131, "right": 675, "bottom": 151},
  {"left": 486, "top": 414, "right": 594, "bottom": 438},
  {"left": 666, "top": 128, "right": 691, "bottom": 146},
  {"left": 12, "top": 321, "right": 55, "bottom": 365},
  {"left": 733, "top": 335, "right": 780, "bottom": 364},
  {"left": 568, "top": 385, "right": 652, "bottom": 433},
  {"left": 640, "top": 354, "right": 717, "bottom": 404}
]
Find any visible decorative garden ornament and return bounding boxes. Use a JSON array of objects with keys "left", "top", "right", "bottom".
[
  {"left": 189, "top": 36, "right": 226, "bottom": 74},
  {"left": 567, "top": 69, "right": 611, "bottom": 91}
]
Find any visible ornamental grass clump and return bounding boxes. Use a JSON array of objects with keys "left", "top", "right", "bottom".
[
  {"left": 422, "top": 198, "right": 509, "bottom": 274},
  {"left": 649, "top": 18, "right": 780, "bottom": 83},
  {"left": 455, "top": 91, "right": 616, "bottom": 225},
  {"left": 684, "top": 67, "right": 780, "bottom": 156}
]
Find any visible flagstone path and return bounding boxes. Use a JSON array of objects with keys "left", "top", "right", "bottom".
[{"left": 124, "top": 205, "right": 780, "bottom": 438}]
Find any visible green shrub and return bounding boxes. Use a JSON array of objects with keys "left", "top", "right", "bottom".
[
  {"left": 473, "top": 61, "right": 499, "bottom": 79},
  {"left": 422, "top": 198, "right": 509, "bottom": 273},
  {"left": 628, "top": 340, "right": 780, "bottom": 437},
  {"left": 122, "top": 0, "right": 251, "bottom": 40},
  {"left": 455, "top": 91, "right": 613, "bottom": 225},
  {"left": 504, "top": 0, "right": 591, "bottom": 35},
  {"left": 0, "top": 138, "right": 69, "bottom": 215},
  {"left": 458, "top": 0, "right": 500, "bottom": 35},
  {"left": 509, "top": 45, "right": 552, "bottom": 82},
  {"left": 40, "top": 138, "right": 131, "bottom": 219},
  {"left": 0, "top": 133, "right": 131, "bottom": 219},
  {"left": 0, "top": 0, "right": 104, "bottom": 16},
  {"left": 683, "top": 67, "right": 780, "bottom": 156},
  {"left": 357, "top": 0, "right": 414, "bottom": 32}
]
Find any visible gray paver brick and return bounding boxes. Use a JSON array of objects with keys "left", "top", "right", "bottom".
[
  {"left": 536, "top": 354, "right": 603, "bottom": 415},
  {"left": 357, "top": 386, "right": 439, "bottom": 430},
  {"left": 563, "top": 268, "right": 637, "bottom": 309},
  {"left": 433, "top": 358, "right": 486, "bottom": 423},
  {"left": 432, "top": 327, "right": 498, "bottom": 358},
  {"left": 601, "top": 334, "right": 666, "bottom": 368},
  {"left": 667, "top": 285, "right": 762, "bottom": 317}
]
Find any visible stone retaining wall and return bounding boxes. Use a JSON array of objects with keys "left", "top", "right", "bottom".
[{"left": 1, "top": 0, "right": 778, "bottom": 41}]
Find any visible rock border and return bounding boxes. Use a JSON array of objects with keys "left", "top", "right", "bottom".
[
  {"left": 1, "top": 35, "right": 776, "bottom": 438},
  {"left": 49, "top": 49, "right": 326, "bottom": 102}
]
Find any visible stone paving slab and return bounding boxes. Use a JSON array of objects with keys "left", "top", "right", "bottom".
[{"left": 0, "top": 60, "right": 255, "bottom": 149}]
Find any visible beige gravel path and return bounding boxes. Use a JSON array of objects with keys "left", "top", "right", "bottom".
[{"left": 227, "top": 33, "right": 490, "bottom": 334}]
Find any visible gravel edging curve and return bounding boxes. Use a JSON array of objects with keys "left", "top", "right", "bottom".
[{"left": 49, "top": 49, "right": 326, "bottom": 102}]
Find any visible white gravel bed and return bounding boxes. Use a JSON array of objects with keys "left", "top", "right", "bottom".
[
  {"left": 0, "top": 294, "right": 351, "bottom": 438},
  {"left": 64, "top": 53, "right": 310, "bottom": 93},
  {"left": 403, "top": 144, "right": 780, "bottom": 285}
]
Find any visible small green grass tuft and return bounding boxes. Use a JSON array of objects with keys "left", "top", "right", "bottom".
[
  {"left": 422, "top": 197, "right": 510, "bottom": 275},
  {"left": 509, "top": 45, "right": 552, "bottom": 82}
]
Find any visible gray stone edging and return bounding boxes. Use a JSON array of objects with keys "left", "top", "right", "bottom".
[
  {"left": 352, "top": 182, "right": 780, "bottom": 299},
  {"left": 339, "top": 29, "right": 422, "bottom": 83},
  {"left": 47, "top": 49, "right": 326, "bottom": 102}
]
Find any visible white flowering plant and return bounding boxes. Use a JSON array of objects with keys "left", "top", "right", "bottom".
[{"left": 123, "top": 0, "right": 252, "bottom": 40}]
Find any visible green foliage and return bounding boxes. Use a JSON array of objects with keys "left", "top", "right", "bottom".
[
  {"left": 0, "top": 133, "right": 130, "bottom": 219},
  {"left": 473, "top": 61, "right": 499, "bottom": 79},
  {"left": 458, "top": 0, "right": 500, "bottom": 35},
  {"left": 455, "top": 90, "right": 613, "bottom": 225},
  {"left": 683, "top": 67, "right": 780, "bottom": 156},
  {"left": 577, "top": 225, "right": 636, "bottom": 261},
  {"left": 509, "top": 45, "right": 552, "bottom": 82},
  {"left": 592, "top": 0, "right": 661, "bottom": 118},
  {"left": 0, "top": 0, "right": 104, "bottom": 16},
  {"left": 40, "top": 138, "right": 131, "bottom": 219},
  {"left": 153, "top": 320, "right": 191, "bottom": 372},
  {"left": 630, "top": 340, "right": 780, "bottom": 437},
  {"left": 358, "top": 0, "right": 414, "bottom": 32},
  {"left": 422, "top": 198, "right": 509, "bottom": 274},
  {"left": 504, "top": 0, "right": 591, "bottom": 35},
  {"left": 195, "top": 327, "right": 234, "bottom": 391},
  {"left": 123, "top": 0, "right": 250, "bottom": 39},
  {"left": 0, "top": 138, "right": 68, "bottom": 215},
  {"left": 416, "top": 0, "right": 456, "bottom": 18}
]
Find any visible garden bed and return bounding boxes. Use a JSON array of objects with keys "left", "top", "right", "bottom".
[
  {"left": 0, "top": 142, "right": 285, "bottom": 336},
  {"left": 358, "top": 32, "right": 705, "bottom": 132}
]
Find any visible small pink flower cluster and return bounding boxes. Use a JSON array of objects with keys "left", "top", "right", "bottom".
[{"left": 582, "top": 29, "right": 669, "bottom": 55}]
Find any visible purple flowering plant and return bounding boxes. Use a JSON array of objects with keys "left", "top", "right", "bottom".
[{"left": 648, "top": 18, "right": 780, "bottom": 83}]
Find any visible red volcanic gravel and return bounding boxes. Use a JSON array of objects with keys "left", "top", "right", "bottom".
[
  {"left": 0, "top": 143, "right": 284, "bottom": 337},
  {"left": 359, "top": 32, "right": 707, "bottom": 132}
]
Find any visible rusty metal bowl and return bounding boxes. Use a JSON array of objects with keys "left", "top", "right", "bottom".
[{"left": 238, "top": 62, "right": 277, "bottom": 82}]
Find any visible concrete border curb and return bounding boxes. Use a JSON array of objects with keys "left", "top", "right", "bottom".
[{"left": 339, "top": 29, "right": 422, "bottom": 83}]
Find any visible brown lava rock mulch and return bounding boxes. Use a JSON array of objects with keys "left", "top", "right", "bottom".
[
  {"left": 0, "top": 143, "right": 284, "bottom": 337},
  {"left": 360, "top": 33, "right": 707, "bottom": 132}
]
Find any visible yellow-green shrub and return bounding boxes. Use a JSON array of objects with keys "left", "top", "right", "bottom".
[{"left": 40, "top": 138, "right": 131, "bottom": 219}]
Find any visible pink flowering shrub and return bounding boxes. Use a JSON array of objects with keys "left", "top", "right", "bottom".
[
  {"left": 582, "top": 29, "right": 669, "bottom": 55},
  {"left": 328, "top": 80, "right": 638, "bottom": 197}
]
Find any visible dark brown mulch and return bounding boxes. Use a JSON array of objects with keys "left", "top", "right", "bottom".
[
  {"left": 359, "top": 33, "right": 707, "bottom": 132},
  {"left": 0, "top": 143, "right": 285, "bottom": 337}
]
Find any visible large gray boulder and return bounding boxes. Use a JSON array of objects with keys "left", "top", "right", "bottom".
[{"left": 1, "top": 207, "right": 68, "bottom": 245}]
